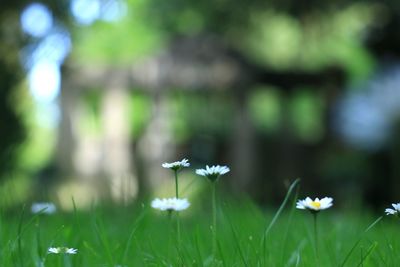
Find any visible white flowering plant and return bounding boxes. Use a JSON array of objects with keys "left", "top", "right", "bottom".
[
  {"left": 385, "top": 203, "right": 400, "bottom": 216},
  {"left": 195, "top": 165, "right": 230, "bottom": 182},
  {"left": 48, "top": 247, "right": 78, "bottom": 254},
  {"left": 296, "top": 197, "right": 333, "bottom": 213},
  {"left": 162, "top": 158, "right": 190, "bottom": 171},
  {"left": 151, "top": 197, "right": 190, "bottom": 212}
]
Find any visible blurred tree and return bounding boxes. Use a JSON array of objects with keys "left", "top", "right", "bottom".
[
  {"left": 0, "top": 1, "right": 26, "bottom": 182},
  {"left": 4, "top": 0, "right": 400, "bottom": 206},
  {"left": 0, "top": 0, "right": 71, "bottom": 205}
]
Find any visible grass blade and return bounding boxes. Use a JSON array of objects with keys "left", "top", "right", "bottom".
[
  {"left": 356, "top": 242, "right": 377, "bottom": 267},
  {"left": 261, "top": 178, "right": 301, "bottom": 264},
  {"left": 339, "top": 216, "right": 382, "bottom": 267},
  {"left": 121, "top": 209, "right": 147, "bottom": 264}
]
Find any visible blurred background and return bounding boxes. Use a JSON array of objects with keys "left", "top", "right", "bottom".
[{"left": 1, "top": 0, "right": 400, "bottom": 210}]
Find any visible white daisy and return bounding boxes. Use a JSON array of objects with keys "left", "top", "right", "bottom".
[
  {"left": 31, "top": 202, "right": 56, "bottom": 214},
  {"left": 151, "top": 197, "right": 190, "bottom": 212},
  {"left": 65, "top": 248, "right": 78, "bottom": 254},
  {"left": 162, "top": 158, "right": 190, "bottom": 171},
  {"left": 385, "top": 203, "right": 400, "bottom": 216},
  {"left": 296, "top": 197, "right": 333, "bottom": 212},
  {"left": 195, "top": 165, "right": 230, "bottom": 182},
  {"left": 48, "top": 247, "right": 60, "bottom": 254},
  {"left": 48, "top": 247, "right": 78, "bottom": 254}
]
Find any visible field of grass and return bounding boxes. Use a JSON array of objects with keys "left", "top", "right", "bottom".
[{"left": 1, "top": 183, "right": 399, "bottom": 267}]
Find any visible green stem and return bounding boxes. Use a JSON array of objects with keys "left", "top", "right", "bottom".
[
  {"left": 174, "top": 170, "right": 181, "bottom": 247},
  {"left": 212, "top": 182, "right": 217, "bottom": 258},
  {"left": 167, "top": 211, "right": 172, "bottom": 257},
  {"left": 313, "top": 213, "right": 319, "bottom": 267},
  {"left": 177, "top": 212, "right": 181, "bottom": 246},
  {"left": 174, "top": 170, "right": 179, "bottom": 198},
  {"left": 63, "top": 254, "right": 72, "bottom": 267}
]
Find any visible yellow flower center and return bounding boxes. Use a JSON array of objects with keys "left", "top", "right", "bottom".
[{"left": 310, "top": 201, "right": 321, "bottom": 209}]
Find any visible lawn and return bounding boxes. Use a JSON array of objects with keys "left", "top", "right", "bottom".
[{"left": 1, "top": 184, "right": 399, "bottom": 267}]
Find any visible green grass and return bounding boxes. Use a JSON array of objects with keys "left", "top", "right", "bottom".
[{"left": 1, "top": 195, "right": 399, "bottom": 266}]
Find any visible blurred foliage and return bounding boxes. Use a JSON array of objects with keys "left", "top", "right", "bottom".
[
  {"left": 0, "top": 8, "right": 26, "bottom": 183},
  {"left": 69, "top": 1, "right": 381, "bottom": 82},
  {"left": 248, "top": 88, "right": 281, "bottom": 134},
  {"left": 80, "top": 91, "right": 103, "bottom": 136},
  {"left": 170, "top": 92, "right": 235, "bottom": 143},
  {"left": 129, "top": 92, "right": 151, "bottom": 138},
  {"left": 290, "top": 89, "right": 324, "bottom": 143},
  {"left": 71, "top": 0, "right": 166, "bottom": 65},
  {"left": 17, "top": 103, "right": 56, "bottom": 173},
  {"left": 242, "top": 3, "right": 379, "bottom": 82},
  {"left": 3, "top": 0, "right": 400, "bottom": 206}
]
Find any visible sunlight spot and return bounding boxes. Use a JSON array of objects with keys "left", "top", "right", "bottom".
[
  {"left": 34, "top": 30, "right": 72, "bottom": 64},
  {"left": 101, "top": 0, "right": 128, "bottom": 22},
  {"left": 71, "top": 0, "right": 101, "bottom": 25},
  {"left": 20, "top": 28, "right": 71, "bottom": 70},
  {"left": 21, "top": 3, "right": 53, "bottom": 37},
  {"left": 28, "top": 60, "right": 60, "bottom": 104}
]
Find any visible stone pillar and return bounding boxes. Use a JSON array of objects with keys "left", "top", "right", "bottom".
[
  {"left": 100, "top": 87, "right": 137, "bottom": 203},
  {"left": 137, "top": 91, "right": 174, "bottom": 192}
]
